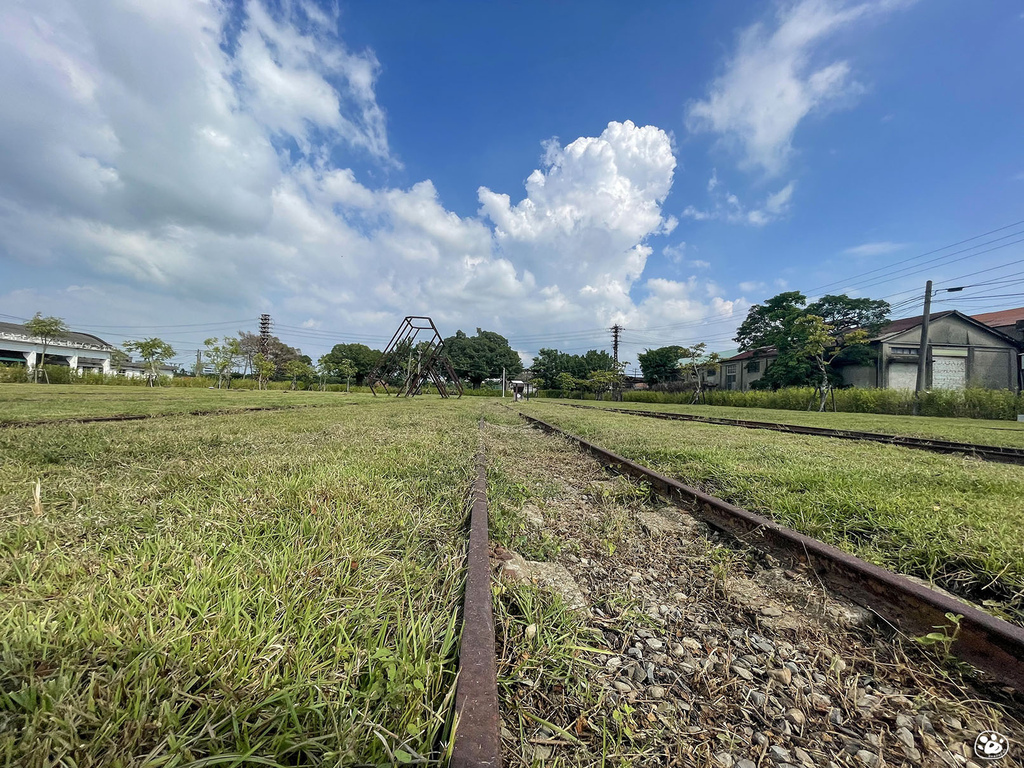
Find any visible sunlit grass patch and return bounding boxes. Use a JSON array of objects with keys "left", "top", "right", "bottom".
[
  {"left": 0, "top": 398, "right": 480, "bottom": 766},
  {"left": 522, "top": 402, "right": 1024, "bottom": 625}
]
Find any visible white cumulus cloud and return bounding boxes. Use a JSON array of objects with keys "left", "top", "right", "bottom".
[
  {"left": 0, "top": 3, "right": 742, "bottom": 365},
  {"left": 687, "top": 0, "right": 907, "bottom": 175}
]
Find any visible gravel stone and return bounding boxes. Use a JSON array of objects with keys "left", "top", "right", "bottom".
[
  {"left": 612, "top": 680, "right": 632, "bottom": 693},
  {"left": 769, "top": 745, "right": 794, "bottom": 763},
  {"left": 854, "top": 750, "right": 878, "bottom": 767}
]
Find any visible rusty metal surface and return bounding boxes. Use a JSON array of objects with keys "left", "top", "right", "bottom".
[
  {"left": 519, "top": 410, "right": 1024, "bottom": 693},
  {"left": 365, "top": 316, "right": 464, "bottom": 398},
  {"left": 0, "top": 404, "right": 322, "bottom": 429},
  {"left": 551, "top": 402, "right": 1024, "bottom": 465},
  {"left": 451, "top": 423, "right": 501, "bottom": 768}
]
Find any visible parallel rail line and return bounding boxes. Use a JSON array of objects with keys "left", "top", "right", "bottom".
[
  {"left": 0, "top": 403, "right": 333, "bottom": 428},
  {"left": 550, "top": 402, "right": 1024, "bottom": 465},
  {"left": 519, "top": 410, "right": 1024, "bottom": 694}
]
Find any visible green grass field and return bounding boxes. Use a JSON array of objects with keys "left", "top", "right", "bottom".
[
  {"left": 0, "top": 384, "right": 349, "bottom": 425},
  {"left": 522, "top": 401, "right": 1024, "bottom": 624},
  {"left": 543, "top": 398, "right": 1024, "bottom": 448},
  {"left": 4, "top": 385, "right": 1024, "bottom": 764},
  {"left": 0, "top": 392, "right": 480, "bottom": 766}
]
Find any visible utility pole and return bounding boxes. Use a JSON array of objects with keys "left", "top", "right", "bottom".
[
  {"left": 611, "top": 324, "right": 622, "bottom": 363},
  {"left": 502, "top": 367, "right": 506, "bottom": 398},
  {"left": 914, "top": 280, "right": 933, "bottom": 414},
  {"left": 195, "top": 349, "right": 202, "bottom": 377}
]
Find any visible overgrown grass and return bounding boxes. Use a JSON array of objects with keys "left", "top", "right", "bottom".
[
  {"left": 541, "top": 398, "right": 1024, "bottom": 449},
  {"left": 536, "top": 386, "right": 1024, "bottom": 420},
  {"left": 0, "top": 384, "right": 356, "bottom": 424},
  {"left": 0, "top": 398, "right": 481, "bottom": 765},
  {"left": 520, "top": 402, "right": 1024, "bottom": 625}
]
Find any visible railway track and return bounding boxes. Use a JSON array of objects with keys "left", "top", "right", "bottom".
[
  {"left": 549, "top": 402, "right": 1024, "bottom": 465},
  {"left": 451, "top": 419, "right": 502, "bottom": 768},
  {"left": 516, "top": 409, "right": 1024, "bottom": 695},
  {"left": 0, "top": 403, "right": 334, "bottom": 428}
]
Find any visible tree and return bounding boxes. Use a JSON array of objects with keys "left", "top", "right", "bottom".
[
  {"left": 237, "top": 331, "right": 305, "bottom": 379},
  {"left": 792, "top": 315, "right": 870, "bottom": 411},
  {"left": 24, "top": 313, "right": 70, "bottom": 383},
  {"left": 253, "top": 353, "right": 275, "bottom": 390},
  {"left": 284, "top": 359, "right": 315, "bottom": 390},
  {"left": 443, "top": 328, "right": 522, "bottom": 388},
  {"left": 204, "top": 337, "right": 242, "bottom": 389},
  {"left": 335, "top": 358, "right": 357, "bottom": 392},
  {"left": 587, "top": 363, "right": 627, "bottom": 401},
  {"left": 637, "top": 345, "right": 685, "bottom": 385},
  {"left": 320, "top": 343, "right": 382, "bottom": 385},
  {"left": 734, "top": 291, "right": 807, "bottom": 352},
  {"left": 123, "top": 338, "right": 175, "bottom": 387},
  {"left": 531, "top": 347, "right": 615, "bottom": 388},
  {"left": 679, "top": 343, "right": 720, "bottom": 404},
  {"left": 735, "top": 291, "right": 890, "bottom": 391},
  {"left": 556, "top": 371, "right": 578, "bottom": 394}
]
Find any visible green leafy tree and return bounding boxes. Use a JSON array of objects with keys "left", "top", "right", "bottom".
[
  {"left": 531, "top": 347, "right": 615, "bottom": 388},
  {"left": 321, "top": 343, "right": 382, "bottom": 385},
  {"left": 556, "top": 371, "right": 578, "bottom": 394},
  {"left": 237, "top": 331, "right": 305, "bottom": 379},
  {"left": 253, "top": 353, "right": 275, "bottom": 390},
  {"left": 24, "top": 313, "right": 70, "bottom": 383},
  {"left": 284, "top": 359, "right": 315, "bottom": 390},
  {"left": 637, "top": 345, "right": 685, "bottom": 385},
  {"left": 736, "top": 291, "right": 890, "bottom": 390},
  {"left": 123, "top": 338, "right": 176, "bottom": 387},
  {"left": 442, "top": 328, "right": 522, "bottom": 388},
  {"left": 679, "top": 343, "right": 720, "bottom": 404},
  {"left": 587, "top": 363, "right": 627, "bottom": 401},
  {"left": 336, "top": 358, "right": 357, "bottom": 392},
  {"left": 204, "top": 337, "right": 242, "bottom": 389}
]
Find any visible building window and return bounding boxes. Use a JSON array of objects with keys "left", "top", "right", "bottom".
[
  {"left": 746, "top": 360, "right": 760, "bottom": 373},
  {"left": 725, "top": 364, "right": 737, "bottom": 374},
  {"left": 892, "top": 347, "right": 920, "bottom": 355}
]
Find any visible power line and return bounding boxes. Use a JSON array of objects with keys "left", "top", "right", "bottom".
[{"left": 806, "top": 219, "right": 1024, "bottom": 294}]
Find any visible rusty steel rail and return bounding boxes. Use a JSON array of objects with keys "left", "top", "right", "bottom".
[
  {"left": 451, "top": 422, "right": 501, "bottom": 768},
  {"left": 0, "top": 404, "right": 331, "bottom": 429},
  {"left": 550, "top": 402, "right": 1024, "bottom": 465},
  {"left": 519, "top": 410, "right": 1024, "bottom": 693}
]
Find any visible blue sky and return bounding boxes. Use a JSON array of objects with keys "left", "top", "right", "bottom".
[{"left": 1, "top": 0, "right": 1022, "bottom": 368}]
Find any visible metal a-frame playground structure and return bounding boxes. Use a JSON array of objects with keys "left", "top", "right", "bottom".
[{"left": 366, "top": 316, "right": 464, "bottom": 398}]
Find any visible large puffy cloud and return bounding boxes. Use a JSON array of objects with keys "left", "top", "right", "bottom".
[{"left": 0, "top": 0, "right": 740, "bottom": 365}]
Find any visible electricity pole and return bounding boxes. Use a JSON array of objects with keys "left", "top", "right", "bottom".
[
  {"left": 914, "top": 280, "right": 932, "bottom": 414},
  {"left": 611, "top": 324, "right": 622, "bottom": 363},
  {"left": 502, "top": 367, "right": 506, "bottom": 398}
]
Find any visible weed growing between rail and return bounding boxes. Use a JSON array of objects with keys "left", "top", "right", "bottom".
[
  {"left": 542, "top": 398, "right": 1024, "bottom": 449},
  {"left": 0, "top": 383, "right": 354, "bottom": 424},
  {"left": 0, "top": 399, "right": 479, "bottom": 765},
  {"left": 520, "top": 402, "right": 1024, "bottom": 626}
]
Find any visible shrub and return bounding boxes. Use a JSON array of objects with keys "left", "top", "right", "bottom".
[{"left": 617, "top": 386, "right": 1024, "bottom": 421}]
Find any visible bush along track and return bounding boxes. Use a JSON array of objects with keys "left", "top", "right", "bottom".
[
  {"left": 549, "top": 402, "right": 1024, "bottom": 465},
  {"left": 483, "top": 409, "right": 1024, "bottom": 767}
]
